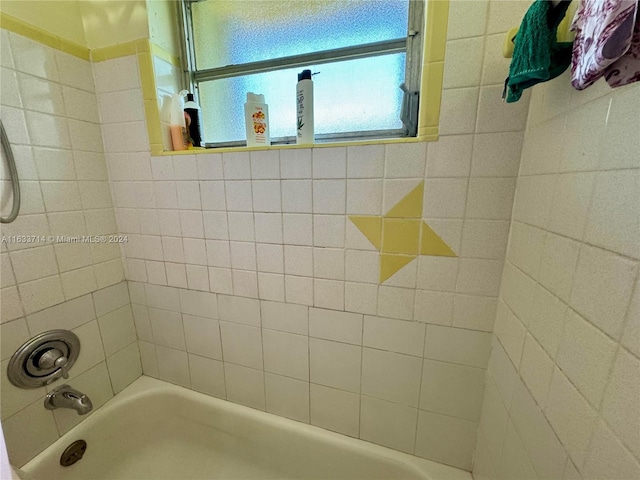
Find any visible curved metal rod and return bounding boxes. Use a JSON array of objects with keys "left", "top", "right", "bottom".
[{"left": 0, "top": 120, "right": 20, "bottom": 223}]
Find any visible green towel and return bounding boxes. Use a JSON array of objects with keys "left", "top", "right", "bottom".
[{"left": 505, "top": 0, "right": 573, "bottom": 103}]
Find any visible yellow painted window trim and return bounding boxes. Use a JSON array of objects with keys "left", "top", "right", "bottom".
[{"left": 1, "top": 0, "right": 448, "bottom": 156}]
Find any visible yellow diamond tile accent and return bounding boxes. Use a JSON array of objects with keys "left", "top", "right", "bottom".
[
  {"left": 382, "top": 218, "right": 421, "bottom": 254},
  {"left": 349, "top": 216, "right": 382, "bottom": 250},
  {"left": 380, "top": 254, "right": 416, "bottom": 283},
  {"left": 349, "top": 180, "right": 457, "bottom": 284},
  {"left": 420, "top": 222, "right": 457, "bottom": 257},
  {"left": 385, "top": 181, "right": 424, "bottom": 218}
]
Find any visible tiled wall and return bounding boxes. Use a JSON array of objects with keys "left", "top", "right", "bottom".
[
  {"left": 0, "top": 30, "right": 141, "bottom": 466},
  {"left": 472, "top": 72, "right": 640, "bottom": 478},
  {"left": 98, "top": 1, "right": 532, "bottom": 471}
]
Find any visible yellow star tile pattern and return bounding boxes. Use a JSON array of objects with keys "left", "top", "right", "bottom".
[{"left": 349, "top": 181, "right": 456, "bottom": 283}]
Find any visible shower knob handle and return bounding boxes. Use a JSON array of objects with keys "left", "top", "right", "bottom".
[{"left": 38, "top": 349, "right": 70, "bottom": 378}]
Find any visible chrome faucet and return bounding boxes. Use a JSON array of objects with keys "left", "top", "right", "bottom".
[{"left": 44, "top": 385, "right": 93, "bottom": 415}]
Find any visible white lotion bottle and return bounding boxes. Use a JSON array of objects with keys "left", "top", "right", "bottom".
[
  {"left": 296, "top": 69, "right": 314, "bottom": 144},
  {"left": 244, "top": 93, "right": 270, "bottom": 146}
]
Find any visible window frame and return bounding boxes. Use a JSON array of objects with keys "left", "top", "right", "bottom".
[{"left": 179, "top": 0, "right": 425, "bottom": 147}]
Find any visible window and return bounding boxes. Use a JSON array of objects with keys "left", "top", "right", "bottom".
[{"left": 181, "top": 0, "right": 424, "bottom": 147}]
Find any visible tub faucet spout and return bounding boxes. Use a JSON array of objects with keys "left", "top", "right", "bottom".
[{"left": 44, "top": 385, "right": 93, "bottom": 415}]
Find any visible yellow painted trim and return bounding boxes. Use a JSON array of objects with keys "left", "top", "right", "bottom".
[
  {"left": 91, "top": 41, "right": 138, "bottom": 62},
  {"left": 151, "top": 42, "right": 181, "bottom": 68},
  {"left": 423, "top": 0, "right": 449, "bottom": 64},
  {"left": 0, "top": 12, "right": 90, "bottom": 60}
]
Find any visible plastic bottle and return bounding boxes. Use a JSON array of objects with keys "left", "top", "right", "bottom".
[
  {"left": 244, "top": 93, "right": 270, "bottom": 146},
  {"left": 296, "top": 69, "right": 314, "bottom": 145},
  {"left": 182, "top": 91, "right": 203, "bottom": 147},
  {"left": 170, "top": 92, "right": 189, "bottom": 150}
]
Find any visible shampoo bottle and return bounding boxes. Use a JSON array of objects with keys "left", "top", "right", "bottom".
[
  {"left": 296, "top": 69, "right": 314, "bottom": 144},
  {"left": 182, "top": 91, "right": 203, "bottom": 147},
  {"left": 170, "top": 93, "right": 189, "bottom": 150},
  {"left": 244, "top": 93, "right": 270, "bottom": 146}
]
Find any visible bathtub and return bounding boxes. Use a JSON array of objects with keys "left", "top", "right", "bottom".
[{"left": 21, "top": 376, "right": 471, "bottom": 480}]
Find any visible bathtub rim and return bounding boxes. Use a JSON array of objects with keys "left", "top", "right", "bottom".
[{"left": 21, "top": 375, "right": 472, "bottom": 480}]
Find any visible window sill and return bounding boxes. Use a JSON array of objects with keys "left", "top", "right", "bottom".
[{"left": 156, "top": 133, "right": 439, "bottom": 156}]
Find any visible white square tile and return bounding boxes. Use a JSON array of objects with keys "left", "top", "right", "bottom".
[
  {"left": 556, "top": 309, "right": 617, "bottom": 406},
  {"left": 493, "top": 300, "right": 526, "bottom": 367},
  {"left": 466, "top": 177, "right": 517, "bottom": 220},
  {"left": 310, "top": 383, "right": 360, "bottom": 437},
  {"left": 582, "top": 420, "right": 640, "bottom": 480},
  {"left": 257, "top": 272, "right": 284, "bottom": 302},
  {"left": 155, "top": 345, "right": 190, "bottom": 388},
  {"left": 439, "top": 87, "right": 479, "bottom": 135},
  {"left": 227, "top": 212, "right": 255, "bottom": 242},
  {"left": 585, "top": 170, "right": 640, "bottom": 259},
  {"left": 284, "top": 245, "right": 313, "bottom": 276},
  {"left": 347, "top": 145, "right": 385, "bottom": 178},
  {"left": 230, "top": 241, "right": 256, "bottom": 270},
  {"left": 312, "top": 147, "right": 346, "bottom": 178},
  {"left": 220, "top": 321, "right": 263, "bottom": 369},
  {"left": 527, "top": 285, "right": 566, "bottom": 359},
  {"left": 426, "top": 134, "right": 473, "bottom": 178},
  {"left": 179, "top": 210, "right": 204, "bottom": 238},
  {"left": 218, "top": 295, "right": 260, "bottom": 326},
  {"left": 456, "top": 258, "right": 503, "bottom": 297},
  {"left": 250, "top": 150, "right": 280, "bottom": 179},
  {"left": 256, "top": 243, "right": 284, "bottom": 273},
  {"left": 360, "top": 396, "right": 418, "bottom": 454},
  {"left": 471, "top": 132, "right": 523, "bottom": 177},
  {"left": 285, "top": 275, "right": 314, "bottom": 306},
  {"left": 183, "top": 314, "right": 222, "bottom": 360},
  {"left": 344, "top": 282, "right": 378, "bottom": 315},
  {"left": 149, "top": 307, "right": 185, "bottom": 350},
  {"left": 224, "top": 362, "right": 265, "bottom": 410},
  {"left": 225, "top": 180, "right": 253, "bottom": 211},
  {"left": 10, "top": 246, "right": 58, "bottom": 283},
  {"left": 254, "top": 213, "right": 283, "bottom": 244},
  {"left": 478, "top": 374, "right": 509, "bottom": 467},
  {"left": 265, "top": 372, "right": 309, "bottom": 423},
  {"left": 281, "top": 180, "right": 312, "bottom": 213},
  {"left": 157, "top": 209, "right": 181, "bottom": 236},
  {"left": 208, "top": 267, "right": 233, "bottom": 295},
  {"left": 179, "top": 288, "right": 217, "bottom": 318},
  {"left": 384, "top": 143, "right": 426, "bottom": 178},
  {"left": 361, "top": 348, "right": 422, "bottom": 407},
  {"left": 283, "top": 214, "right": 313, "bottom": 245},
  {"left": 538, "top": 233, "right": 580, "bottom": 302},
  {"left": 345, "top": 249, "right": 379, "bottom": 284},
  {"left": 570, "top": 245, "right": 637, "bottom": 339},
  {"left": 222, "top": 152, "right": 251, "bottom": 179},
  {"left": 0, "top": 319, "right": 29, "bottom": 362},
  {"left": 476, "top": 85, "right": 529, "bottom": 133},
  {"left": 313, "top": 278, "right": 344, "bottom": 311},
  {"left": 107, "top": 342, "right": 142, "bottom": 394},
  {"left": 183, "top": 238, "right": 207, "bottom": 265},
  {"left": 309, "top": 308, "right": 362, "bottom": 345},
  {"left": 452, "top": 294, "right": 497, "bottom": 332},
  {"left": 189, "top": 354, "right": 225, "bottom": 398},
  {"left": 200, "top": 181, "right": 226, "bottom": 210},
  {"left": 363, "top": 315, "right": 425, "bottom": 356},
  {"left": 519, "top": 333, "right": 554, "bottom": 408},
  {"left": 377, "top": 286, "right": 414, "bottom": 320},
  {"left": 203, "top": 211, "right": 229, "bottom": 240},
  {"left": 544, "top": 368, "right": 598, "bottom": 467},
  {"left": 313, "top": 215, "right": 345, "bottom": 248},
  {"left": 252, "top": 180, "right": 281, "bottom": 213},
  {"left": 313, "top": 247, "right": 344, "bottom": 280},
  {"left": 138, "top": 341, "right": 157, "bottom": 377},
  {"left": 313, "top": 180, "right": 345, "bottom": 214},
  {"left": 309, "top": 337, "right": 361, "bottom": 393},
  {"left": 280, "top": 149, "right": 311, "bottom": 178},
  {"left": 131, "top": 304, "right": 152, "bottom": 342},
  {"left": 416, "top": 256, "right": 459, "bottom": 292},
  {"left": 423, "top": 178, "right": 468, "bottom": 219},
  {"left": 231, "top": 269, "right": 258, "bottom": 297},
  {"left": 548, "top": 173, "right": 596, "bottom": 240},
  {"left": 261, "top": 300, "right": 308, "bottom": 335},
  {"left": 173, "top": 155, "right": 198, "bottom": 180},
  {"left": 176, "top": 181, "right": 201, "bottom": 210},
  {"left": 346, "top": 179, "right": 383, "bottom": 215},
  {"left": 197, "top": 153, "right": 224, "bottom": 180},
  {"left": 415, "top": 410, "right": 477, "bottom": 470},
  {"left": 420, "top": 359, "right": 485, "bottom": 421},
  {"left": 262, "top": 329, "right": 308, "bottom": 380},
  {"left": 205, "top": 240, "right": 231, "bottom": 268},
  {"left": 98, "top": 305, "right": 136, "bottom": 356},
  {"left": 495, "top": 421, "right": 538, "bottom": 480},
  {"left": 443, "top": 36, "right": 484, "bottom": 89}
]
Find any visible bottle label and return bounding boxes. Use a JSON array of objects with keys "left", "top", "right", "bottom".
[
  {"left": 297, "top": 91, "right": 304, "bottom": 136},
  {"left": 252, "top": 107, "right": 267, "bottom": 143}
]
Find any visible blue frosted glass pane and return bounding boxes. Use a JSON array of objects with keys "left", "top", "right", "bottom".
[
  {"left": 199, "top": 53, "right": 405, "bottom": 143},
  {"left": 192, "top": 0, "right": 408, "bottom": 70}
]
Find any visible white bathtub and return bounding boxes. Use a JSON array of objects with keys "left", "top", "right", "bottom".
[{"left": 21, "top": 376, "right": 471, "bottom": 480}]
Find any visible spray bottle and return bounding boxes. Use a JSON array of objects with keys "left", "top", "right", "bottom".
[{"left": 296, "top": 69, "right": 314, "bottom": 145}]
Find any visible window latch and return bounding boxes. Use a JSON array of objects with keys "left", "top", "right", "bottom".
[{"left": 400, "top": 83, "right": 419, "bottom": 137}]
